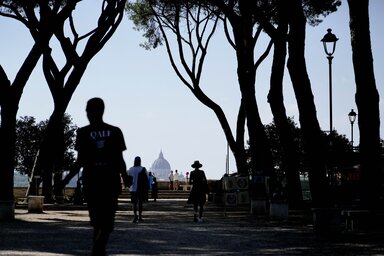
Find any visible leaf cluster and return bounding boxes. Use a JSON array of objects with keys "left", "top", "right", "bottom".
[
  {"left": 126, "top": 0, "right": 218, "bottom": 49},
  {"left": 262, "top": 117, "right": 357, "bottom": 175},
  {"left": 303, "top": 0, "right": 342, "bottom": 26},
  {"left": 14, "top": 114, "right": 77, "bottom": 176}
]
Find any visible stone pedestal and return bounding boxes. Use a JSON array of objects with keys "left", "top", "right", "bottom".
[
  {"left": 0, "top": 200, "right": 15, "bottom": 220},
  {"left": 250, "top": 199, "right": 267, "bottom": 216},
  {"left": 312, "top": 207, "right": 342, "bottom": 234},
  {"left": 270, "top": 200, "right": 288, "bottom": 219},
  {"left": 28, "top": 196, "right": 45, "bottom": 213}
]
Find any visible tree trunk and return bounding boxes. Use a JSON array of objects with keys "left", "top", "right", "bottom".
[
  {"left": 268, "top": 19, "right": 303, "bottom": 209},
  {"left": 0, "top": 44, "right": 43, "bottom": 203},
  {"left": 347, "top": 0, "right": 382, "bottom": 209},
  {"left": 32, "top": 99, "right": 69, "bottom": 202},
  {"left": 233, "top": 4, "right": 274, "bottom": 177},
  {"left": 0, "top": 102, "right": 18, "bottom": 202},
  {"left": 41, "top": 114, "right": 65, "bottom": 202},
  {"left": 286, "top": 0, "right": 330, "bottom": 208}
]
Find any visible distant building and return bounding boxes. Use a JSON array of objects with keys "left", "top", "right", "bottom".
[{"left": 149, "top": 151, "right": 172, "bottom": 181}]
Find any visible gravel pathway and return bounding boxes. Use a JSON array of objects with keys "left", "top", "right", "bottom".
[{"left": 1, "top": 199, "right": 383, "bottom": 255}]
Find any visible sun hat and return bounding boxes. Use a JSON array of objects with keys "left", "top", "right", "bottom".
[{"left": 191, "top": 160, "right": 203, "bottom": 168}]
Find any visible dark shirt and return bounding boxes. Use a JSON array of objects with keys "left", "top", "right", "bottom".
[
  {"left": 188, "top": 169, "right": 208, "bottom": 204},
  {"left": 76, "top": 123, "right": 126, "bottom": 195}
]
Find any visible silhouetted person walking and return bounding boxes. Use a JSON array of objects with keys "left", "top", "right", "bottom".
[
  {"left": 149, "top": 172, "right": 158, "bottom": 202},
  {"left": 128, "top": 156, "right": 149, "bottom": 223},
  {"left": 61, "top": 97, "right": 129, "bottom": 256},
  {"left": 187, "top": 160, "right": 208, "bottom": 222},
  {"left": 168, "top": 170, "right": 174, "bottom": 190}
]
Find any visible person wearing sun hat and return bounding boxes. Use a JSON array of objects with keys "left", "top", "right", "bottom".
[{"left": 187, "top": 160, "right": 209, "bottom": 222}]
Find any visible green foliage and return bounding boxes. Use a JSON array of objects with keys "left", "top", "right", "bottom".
[
  {"left": 258, "top": 117, "right": 356, "bottom": 175},
  {"left": 15, "top": 116, "right": 41, "bottom": 176},
  {"left": 0, "top": 0, "right": 68, "bottom": 17},
  {"left": 126, "top": 0, "right": 218, "bottom": 49},
  {"left": 126, "top": 0, "right": 164, "bottom": 49},
  {"left": 303, "top": 0, "right": 342, "bottom": 26},
  {"left": 264, "top": 117, "right": 305, "bottom": 172},
  {"left": 326, "top": 131, "right": 357, "bottom": 169},
  {"left": 15, "top": 114, "right": 77, "bottom": 176}
]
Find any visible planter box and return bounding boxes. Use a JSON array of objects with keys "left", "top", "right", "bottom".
[
  {"left": 270, "top": 201, "right": 288, "bottom": 219},
  {"left": 28, "top": 196, "right": 45, "bottom": 213},
  {"left": 250, "top": 199, "right": 267, "bottom": 216},
  {"left": 312, "top": 207, "right": 342, "bottom": 233}
]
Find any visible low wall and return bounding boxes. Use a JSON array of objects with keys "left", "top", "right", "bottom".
[
  {"left": 14, "top": 179, "right": 220, "bottom": 200},
  {"left": 156, "top": 180, "right": 219, "bottom": 190},
  {"left": 14, "top": 187, "right": 75, "bottom": 201}
]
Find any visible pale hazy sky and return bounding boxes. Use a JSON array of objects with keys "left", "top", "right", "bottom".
[{"left": 1, "top": 1, "right": 383, "bottom": 179}]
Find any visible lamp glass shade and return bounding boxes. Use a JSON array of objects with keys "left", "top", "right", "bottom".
[
  {"left": 348, "top": 109, "right": 357, "bottom": 123},
  {"left": 321, "top": 28, "right": 338, "bottom": 56}
]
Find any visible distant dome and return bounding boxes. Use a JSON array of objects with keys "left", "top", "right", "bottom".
[{"left": 150, "top": 151, "right": 171, "bottom": 180}]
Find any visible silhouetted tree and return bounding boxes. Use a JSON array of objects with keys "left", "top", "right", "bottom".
[
  {"left": 283, "top": 0, "right": 341, "bottom": 208},
  {"left": 0, "top": 1, "right": 71, "bottom": 217},
  {"left": 127, "top": 1, "right": 278, "bottom": 180},
  {"left": 0, "top": 1, "right": 127, "bottom": 207},
  {"left": 263, "top": 118, "right": 358, "bottom": 204},
  {"left": 347, "top": 0, "right": 382, "bottom": 209},
  {"left": 126, "top": 1, "right": 251, "bottom": 174},
  {"left": 15, "top": 115, "right": 77, "bottom": 196},
  {"left": 264, "top": 0, "right": 303, "bottom": 208},
  {"left": 35, "top": 0, "right": 127, "bottom": 201}
]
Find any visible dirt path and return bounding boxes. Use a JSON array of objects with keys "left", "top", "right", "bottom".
[{"left": 1, "top": 199, "right": 383, "bottom": 255}]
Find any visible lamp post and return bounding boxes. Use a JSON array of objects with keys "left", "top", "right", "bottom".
[
  {"left": 321, "top": 28, "right": 338, "bottom": 134},
  {"left": 348, "top": 109, "right": 357, "bottom": 147}
]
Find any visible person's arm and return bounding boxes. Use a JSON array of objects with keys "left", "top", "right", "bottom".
[
  {"left": 59, "top": 161, "right": 82, "bottom": 190},
  {"left": 115, "top": 128, "right": 129, "bottom": 186},
  {"left": 189, "top": 172, "right": 193, "bottom": 185},
  {"left": 119, "top": 155, "right": 131, "bottom": 188}
]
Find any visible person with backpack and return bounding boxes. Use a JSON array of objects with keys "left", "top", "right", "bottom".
[{"left": 127, "top": 156, "right": 149, "bottom": 223}]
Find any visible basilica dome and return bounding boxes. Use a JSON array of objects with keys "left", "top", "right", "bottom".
[{"left": 149, "top": 151, "right": 171, "bottom": 180}]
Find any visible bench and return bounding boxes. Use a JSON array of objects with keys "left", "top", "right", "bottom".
[
  {"left": 180, "top": 185, "right": 193, "bottom": 191},
  {"left": 341, "top": 209, "right": 371, "bottom": 231}
]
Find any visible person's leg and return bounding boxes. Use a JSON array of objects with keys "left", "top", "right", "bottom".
[
  {"left": 138, "top": 199, "right": 144, "bottom": 221},
  {"left": 193, "top": 202, "right": 198, "bottom": 222},
  {"left": 199, "top": 203, "right": 204, "bottom": 220},
  {"left": 131, "top": 192, "right": 139, "bottom": 223},
  {"left": 92, "top": 228, "right": 108, "bottom": 256},
  {"left": 91, "top": 195, "right": 117, "bottom": 256}
]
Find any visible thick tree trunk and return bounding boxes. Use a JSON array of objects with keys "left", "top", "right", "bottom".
[
  {"left": 347, "top": 0, "right": 382, "bottom": 209},
  {"left": 0, "top": 45, "right": 43, "bottom": 204},
  {"left": 232, "top": 11, "right": 274, "bottom": 177},
  {"left": 268, "top": 21, "right": 303, "bottom": 209},
  {"left": 32, "top": 99, "right": 69, "bottom": 202},
  {"left": 40, "top": 118, "right": 65, "bottom": 202},
  {"left": 0, "top": 104, "right": 17, "bottom": 202},
  {"left": 286, "top": 0, "right": 330, "bottom": 208}
]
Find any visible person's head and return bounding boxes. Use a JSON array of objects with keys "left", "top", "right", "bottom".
[
  {"left": 134, "top": 156, "right": 141, "bottom": 166},
  {"left": 86, "top": 97, "right": 105, "bottom": 124},
  {"left": 191, "top": 160, "right": 203, "bottom": 169}
]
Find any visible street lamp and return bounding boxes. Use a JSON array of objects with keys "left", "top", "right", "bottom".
[
  {"left": 321, "top": 28, "right": 338, "bottom": 134},
  {"left": 348, "top": 109, "right": 357, "bottom": 147}
]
